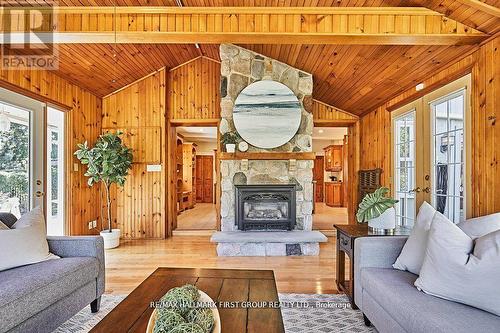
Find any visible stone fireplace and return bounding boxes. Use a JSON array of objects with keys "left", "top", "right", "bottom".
[
  {"left": 211, "top": 44, "right": 327, "bottom": 256},
  {"left": 235, "top": 184, "right": 296, "bottom": 231}
]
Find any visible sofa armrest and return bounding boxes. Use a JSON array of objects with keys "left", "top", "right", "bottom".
[
  {"left": 47, "top": 236, "right": 105, "bottom": 298},
  {"left": 353, "top": 236, "right": 408, "bottom": 310}
]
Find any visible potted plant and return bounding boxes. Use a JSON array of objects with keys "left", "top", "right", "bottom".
[
  {"left": 221, "top": 132, "right": 238, "bottom": 153},
  {"left": 356, "top": 187, "right": 398, "bottom": 234},
  {"left": 75, "top": 132, "right": 133, "bottom": 249}
]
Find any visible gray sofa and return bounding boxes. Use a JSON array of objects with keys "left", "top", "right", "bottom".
[
  {"left": 354, "top": 236, "right": 500, "bottom": 333},
  {"left": 0, "top": 213, "right": 105, "bottom": 333}
]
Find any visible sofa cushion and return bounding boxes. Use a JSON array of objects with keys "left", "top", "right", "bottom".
[
  {"left": 0, "top": 207, "right": 59, "bottom": 271},
  {"left": 416, "top": 213, "right": 500, "bottom": 316},
  {"left": 393, "top": 201, "right": 436, "bottom": 275},
  {"left": 458, "top": 212, "right": 500, "bottom": 239},
  {"left": 361, "top": 268, "right": 500, "bottom": 333},
  {"left": 0, "top": 257, "right": 99, "bottom": 332}
]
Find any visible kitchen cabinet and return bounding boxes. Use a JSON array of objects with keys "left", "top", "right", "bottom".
[
  {"left": 324, "top": 145, "right": 343, "bottom": 172},
  {"left": 325, "top": 182, "right": 343, "bottom": 207}
]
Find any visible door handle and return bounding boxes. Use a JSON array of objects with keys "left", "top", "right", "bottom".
[
  {"left": 423, "top": 187, "right": 430, "bottom": 193},
  {"left": 35, "top": 191, "right": 45, "bottom": 197},
  {"left": 409, "top": 187, "right": 421, "bottom": 193}
]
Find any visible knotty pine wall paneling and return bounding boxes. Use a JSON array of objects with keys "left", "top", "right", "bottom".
[
  {"left": 0, "top": 68, "right": 102, "bottom": 236},
  {"left": 168, "top": 57, "right": 221, "bottom": 121},
  {"left": 359, "top": 37, "right": 499, "bottom": 217},
  {"left": 471, "top": 37, "right": 499, "bottom": 217},
  {"left": 312, "top": 99, "right": 359, "bottom": 123},
  {"left": 102, "top": 68, "right": 167, "bottom": 239}
]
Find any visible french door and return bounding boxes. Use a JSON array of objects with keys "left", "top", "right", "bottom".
[
  {"left": 392, "top": 75, "right": 471, "bottom": 226},
  {"left": 0, "top": 88, "right": 66, "bottom": 234}
]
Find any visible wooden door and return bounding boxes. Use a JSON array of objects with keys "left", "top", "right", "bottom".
[
  {"left": 313, "top": 156, "right": 324, "bottom": 202},
  {"left": 196, "top": 155, "right": 214, "bottom": 203},
  {"left": 195, "top": 156, "right": 203, "bottom": 202}
]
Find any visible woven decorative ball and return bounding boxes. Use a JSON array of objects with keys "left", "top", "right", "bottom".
[
  {"left": 161, "top": 288, "right": 194, "bottom": 316},
  {"left": 169, "top": 322, "right": 205, "bottom": 333},
  {"left": 153, "top": 310, "right": 185, "bottom": 333},
  {"left": 181, "top": 284, "right": 200, "bottom": 302},
  {"left": 186, "top": 307, "right": 214, "bottom": 333}
]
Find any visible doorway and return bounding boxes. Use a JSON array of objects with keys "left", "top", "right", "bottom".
[
  {"left": 311, "top": 127, "right": 349, "bottom": 230},
  {"left": 175, "top": 126, "right": 217, "bottom": 231},
  {"left": 0, "top": 88, "right": 66, "bottom": 235},
  {"left": 392, "top": 75, "right": 471, "bottom": 226}
]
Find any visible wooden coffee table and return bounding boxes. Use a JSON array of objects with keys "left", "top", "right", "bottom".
[{"left": 91, "top": 267, "right": 285, "bottom": 333}]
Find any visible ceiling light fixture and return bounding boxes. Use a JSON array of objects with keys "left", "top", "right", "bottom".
[
  {"left": 416, "top": 83, "right": 425, "bottom": 91},
  {"left": 318, "top": 129, "right": 324, "bottom": 134}
]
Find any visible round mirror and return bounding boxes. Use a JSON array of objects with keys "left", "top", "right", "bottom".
[{"left": 233, "top": 80, "right": 301, "bottom": 149}]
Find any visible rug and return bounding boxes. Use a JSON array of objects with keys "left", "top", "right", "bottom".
[{"left": 54, "top": 293, "right": 377, "bottom": 333}]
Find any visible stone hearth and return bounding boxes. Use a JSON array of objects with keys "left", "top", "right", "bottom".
[{"left": 211, "top": 231, "right": 327, "bottom": 256}]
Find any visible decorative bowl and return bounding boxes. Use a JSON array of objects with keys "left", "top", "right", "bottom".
[{"left": 146, "top": 291, "right": 221, "bottom": 333}]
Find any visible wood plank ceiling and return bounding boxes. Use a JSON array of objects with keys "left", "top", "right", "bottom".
[{"left": 3, "top": 1, "right": 498, "bottom": 115}]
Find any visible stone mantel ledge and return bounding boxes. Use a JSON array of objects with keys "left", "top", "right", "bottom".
[{"left": 218, "top": 152, "right": 316, "bottom": 160}]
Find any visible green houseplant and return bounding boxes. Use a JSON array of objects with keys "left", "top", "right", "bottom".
[
  {"left": 357, "top": 187, "right": 398, "bottom": 233},
  {"left": 75, "top": 131, "right": 133, "bottom": 248},
  {"left": 221, "top": 132, "right": 238, "bottom": 153}
]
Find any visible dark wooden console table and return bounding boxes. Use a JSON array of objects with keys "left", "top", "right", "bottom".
[{"left": 334, "top": 224, "right": 411, "bottom": 309}]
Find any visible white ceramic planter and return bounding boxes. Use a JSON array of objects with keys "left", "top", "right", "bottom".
[
  {"left": 100, "top": 229, "right": 121, "bottom": 249},
  {"left": 368, "top": 207, "right": 396, "bottom": 234},
  {"left": 226, "top": 143, "right": 236, "bottom": 153}
]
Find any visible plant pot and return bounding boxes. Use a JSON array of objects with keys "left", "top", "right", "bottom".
[
  {"left": 225, "top": 143, "right": 236, "bottom": 153},
  {"left": 368, "top": 207, "right": 396, "bottom": 234},
  {"left": 100, "top": 229, "right": 121, "bottom": 249}
]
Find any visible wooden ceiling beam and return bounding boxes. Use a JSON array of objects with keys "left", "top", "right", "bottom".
[
  {"left": 0, "top": 7, "right": 488, "bottom": 45},
  {"left": 4, "top": 6, "right": 443, "bottom": 15},
  {"left": 1, "top": 32, "right": 486, "bottom": 45}
]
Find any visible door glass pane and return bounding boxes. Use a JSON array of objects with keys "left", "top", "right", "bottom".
[
  {"left": 394, "top": 110, "right": 416, "bottom": 228},
  {"left": 431, "top": 90, "right": 465, "bottom": 223},
  {"left": 46, "top": 107, "right": 65, "bottom": 236},
  {"left": 0, "top": 102, "right": 30, "bottom": 217}
]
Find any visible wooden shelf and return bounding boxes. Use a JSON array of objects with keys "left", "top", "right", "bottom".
[{"left": 218, "top": 152, "right": 316, "bottom": 160}]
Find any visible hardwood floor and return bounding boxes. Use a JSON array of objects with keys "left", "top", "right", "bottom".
[
  {"left": 313, "top": 203, "right": 349, "bottom": 230},
  {"left": 176, "top": 203, "right": 217, "bottom": 230},
  {"left": 104, "top": 235, "right": 342, "bottom": 296}
]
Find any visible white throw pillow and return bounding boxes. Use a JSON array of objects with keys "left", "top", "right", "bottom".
[
  {"left": 0, "top": 207, "right": 58, "bottom": 271},
  {"left": 415, "top": 212, "right": 500, "bottom": 316},
  {"left": 393, "top": 201, "right": 436, "bottom": 274},
  {"left": 0, "top": 221, "right": 9, "bottom": 230},
  {"left": 13, "top": 206, "right": 45, "bottom": 229},
  {"left": 458, "top": 212, "right": 500, "bottom": 239}
]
